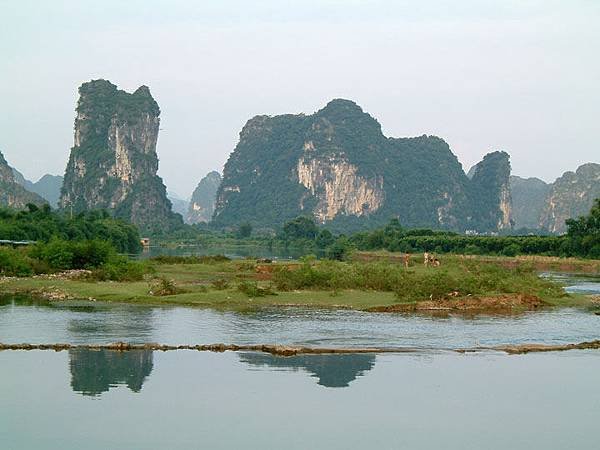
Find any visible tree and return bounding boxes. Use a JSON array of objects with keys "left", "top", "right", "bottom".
[
  {"left": 282, "top": 216, "right": 318, "bottom": 240},
  {"left": 237, "top": 222, "right": 253, "bottom": 238},
  {"left": 566, "top": 198, "right": 600, "bottom": 258},
  {"left": 315, "top": 229, "right": 335, "bottom": 248}
]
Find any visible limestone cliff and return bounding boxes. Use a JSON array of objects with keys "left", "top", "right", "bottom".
[
  {"left": 187, "top": 171, "right": 221, "bottom": 224},
  {"left": 468, "top": 151, "right": 513, "bottom": 231},
  {"left": 509, "top": 176, "right": 550, "bottom": 230},
  {"left": 60, "top": 80, "right": 181, "bottom": 233},
  {"left": 0, "top": 151, "right": 46, "bottom": 209},
  {"left": 213, "top": 99, "right": 511, "bottom": 232},
  {"left": 539, "top": 163, "right": 600, "bottom": 233}
]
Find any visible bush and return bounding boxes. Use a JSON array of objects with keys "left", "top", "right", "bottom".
[
  {"left": 237, "top": 281, "right": 276, "bottom": 297},
  {"left": 326, "top": 237, "right": 353, "bottom": 261},
  {"left": 30, "top": 239, "right": 115, "bottom": 270},
  {"left": 91, "top": 257, "right": 152, "bottom": 281},
  {"left": 0, "top": 247, "right": 34, "bottom": 277},
  {"left": 149, "top": 277, "right": 183, "bottom": 296}
]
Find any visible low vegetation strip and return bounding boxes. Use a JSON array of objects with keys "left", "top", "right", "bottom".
[
  {"left": 2, "top": 340, "right": 600, "bottom": 355},
  {"left": 1, "top": 253, "right": 590, "bottom": 312}
]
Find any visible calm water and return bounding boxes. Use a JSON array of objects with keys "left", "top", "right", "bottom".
[
  {"left": 1, "top": 273, "right": 599, "bottom": 449},
  {"left": 1, "top": 350, "right": 599, "bottom": 449},
  {"left": 1, "top": 297, "right": 600, "bottom": 348}
]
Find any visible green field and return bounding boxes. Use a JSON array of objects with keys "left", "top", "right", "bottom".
[{"left": 0, "top": 254, "right": 595, "bottom": 312}]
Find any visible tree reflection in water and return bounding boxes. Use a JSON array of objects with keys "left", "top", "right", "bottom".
[
  {"left": 238, "top": 353, "right": 376, "bottom": 388},
  {"left": 69, "top": 349, "right": 153, "bottom": 396}
]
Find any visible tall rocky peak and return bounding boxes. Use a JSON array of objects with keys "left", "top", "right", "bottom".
[
  {"left": 187, "top": 171, "right": 221, "bottom": 224},
  {"left": 509, "top": 176, "right": 550, "bottom": 230},
  {"left": 213, "top": 100, "right": 511, "bottom": 232},
  {"left": 539, "top": 163, "right": 600, "bottom": 233},
  {"left": 60, "top": 79, "right": 181, "bottom": 233},
  {"left": 0, "top": 151, "right": 46, "bottom": 209},
  {"left": 468, "top": 151, "right": 513, "bottom": 231}
]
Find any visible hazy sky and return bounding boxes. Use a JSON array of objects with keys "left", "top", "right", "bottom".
[{"left": 1, "top": 0, "right": 599, "bottom": 197}]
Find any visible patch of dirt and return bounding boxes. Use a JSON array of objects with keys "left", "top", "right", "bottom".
[
  {"left": 255, "top": 263, "right": 301, "bottom": 280},
  {"left": 368, "top": 294, "right": 544, "bottom": 313}
]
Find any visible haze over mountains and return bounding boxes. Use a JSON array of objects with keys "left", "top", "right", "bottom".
[{"left": 1, "top": 79, "right": 597, "bottom": 234}]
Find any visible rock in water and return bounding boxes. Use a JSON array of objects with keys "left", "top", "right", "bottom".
[
  {"left": 60, "top": 80, "right": 181, "bottom": 233},
  {"left": 0, "top": 151, "right": 46, "bottom": 209},
  {"left": 539, "top": 163, "right": 600, "bottom": 233},
  {"left": 187, "top": 171, "right": 221, "bottom": 224},
  {"left": 213, "top": 99, "right": 512, "bottom": 232}
]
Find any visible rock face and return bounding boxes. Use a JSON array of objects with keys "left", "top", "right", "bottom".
[
  {"left": 0, "top": 151, "right": 46, "bottom": 209},
  {"left": 60, "top": 80, "right": 181, "bottom": 233},
  {"left": 468, "top": 151, "right": 513, "bottom": 231},
  {"left": 213, "top": 99, "right": 512, "bottom": 232},
  {"left": 187, "top": 171, "right": 221, "bottom": 223},
  {"left": 12, "top": 169, "right": 63, "bottom": 207},
  {"left": 539, "top": 163, "right": 600, "bottom": 233},
  {"left": 509, "top": 176, "right": 551, "bottom": 230}
]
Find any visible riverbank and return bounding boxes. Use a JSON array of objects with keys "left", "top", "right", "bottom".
[{"left": 0, "top": 254, "right": 596, "bottom": 313}]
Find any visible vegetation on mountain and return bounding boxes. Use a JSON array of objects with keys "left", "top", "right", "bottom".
[
  {"left": 539, "top": 163, "right": 600, "bottom": 233},
  {"left": 187, "top": 171, "right": 221, "bottom": 223},
  {"left": 213, "top": 99, "right": 513, "bottom": 233},
  {"left": 60, "top": 79, "right": 181, "bottom": 234},
  {"left": 0, "top": 151, "right": 47, "bottom": 209},
  {"left": 12, "top": 168, "right": 63, "bottom": 207},
  {"left": 509, "top": 175, "right": 550, "bottom": 230}
]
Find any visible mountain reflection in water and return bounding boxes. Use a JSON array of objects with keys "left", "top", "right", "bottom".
[
  {"left": 238, "top": 353, "right": 376, "bottom": 388},
  {"left": 69, "top": 349, "right": 153, "bottom": 396}
]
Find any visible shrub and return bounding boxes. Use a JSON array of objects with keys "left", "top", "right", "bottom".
[
  {"left": 237, "top": 281, "right": 276, "bottom": 297},
  {"left": 149, "top": 277, "right": 183, "bottom": 296},
  {"left": 0, "top": 247, "right": 34, "bottom": 276},
  {"left": 91, "top": 257, "right": 152, "bottom": 281}
]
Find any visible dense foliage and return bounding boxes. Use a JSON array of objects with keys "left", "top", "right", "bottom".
[
  {"left": 277, "top": 200, "right": 600, "bottom": 259},
  {"left": 273, "top": 256, "right": 562, "bottom": 301},
  {"left": 212, "top": 99, "right": 511, "bottom": 233},
  {"left": 565, "top": 198, "right": 600, "bottom": 258},
  {"left": 0, "top": 205, "right": 141, "bottom": 253},
  {"left": 0, "top": 238, "right": 150, "bottom": 281},
  {"left": 60, "top": 79, "right": 182, "bottom": 234}
]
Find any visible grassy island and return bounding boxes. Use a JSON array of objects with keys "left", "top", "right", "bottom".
[{"left": 1, "top": 253, "right": 595, "bottom": 313}]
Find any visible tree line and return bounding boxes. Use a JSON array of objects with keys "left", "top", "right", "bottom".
[{"left": 276, "top": 198, "right": 600, "bottom": 259}]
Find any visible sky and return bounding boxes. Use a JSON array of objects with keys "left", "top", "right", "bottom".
[{"left": 1, "top": 0, "right": 599, "bottom": 198}]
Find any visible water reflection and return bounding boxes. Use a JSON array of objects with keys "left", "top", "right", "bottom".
[
  {"left": 69, "top": 349, "right": 153, "bottom": 396},
  {"left": 239, "top": 353, "right": 376, "bottom": 388},
  {"left": 66, "top": 306, "right": 154, "bottom": 343}
]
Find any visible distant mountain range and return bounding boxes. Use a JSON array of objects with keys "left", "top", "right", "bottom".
[
  {"left": 511, "top": 163, "right": 600, "bottom": 233},
  {"left": 0, "top": 151, "right": 46, "bottom": 209},
  {"left": 1, "top": 80, "right": 597, "bottom": 234},
  {"left": 11, "top": 168, "right": 63, "bottom": 207}
]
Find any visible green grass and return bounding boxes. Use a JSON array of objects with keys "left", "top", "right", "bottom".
[{"left": 0, "top": 255, "right": 594, "bottom": 312}]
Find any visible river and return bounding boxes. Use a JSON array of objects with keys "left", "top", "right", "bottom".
[{"left": 0, "top": 272, "right": 598, "bottom": 449}]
